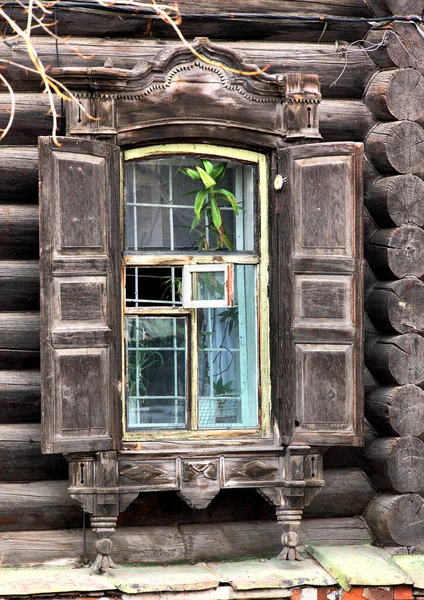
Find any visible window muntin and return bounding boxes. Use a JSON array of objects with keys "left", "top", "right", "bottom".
[{"left": 123, "top": 144, "right": 270, "bottom": 439}]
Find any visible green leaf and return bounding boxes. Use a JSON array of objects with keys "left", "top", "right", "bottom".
[
  {"left": 212, "top": 162, "right": 227, "bottom": 182},
  {"left": 194, "top": 188, "right": 208, "bottom": 219},
  {"left": 180, "top": 167, "right": 200, "bottom": 180},
  {"left": 201, "top": 159, "right": 214, "bottom": 175},
  {"left": 222, "top": 231, "right": 235, "bottom": 251},
  {"left": 210, "top": 197, "right": 222, "bottom": 229},
  {"left": 189, "top": 215, "right": 201, "bottom": 233},
  {"left": 215, "top": 188, "right": 239, "bottom": 214},
  {"left": 196, "top": 166, "right": 216, "bottom": 188}
]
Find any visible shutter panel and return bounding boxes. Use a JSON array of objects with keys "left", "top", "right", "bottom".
[
  {"left": 39, "top": 137, "right": 121, "bottom": 454},
  {"left": 273, "top": 142, "right": 363, "bottom": 446}
]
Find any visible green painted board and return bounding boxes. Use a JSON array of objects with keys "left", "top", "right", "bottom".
[
  {"left": 208, "top": 558, "right": 337, "bottom": 590},
  {"left": 108, "top": 564, "right": 220, "bottom": 593},
  {"left": 392, "top": 555, "right": 424, "bottom": 589},
  {"left": 307, "top": 545, "right": 413, "bottom": 591},
  {"left": 0, "top": 566, "right": 114, "bottom": 596}
]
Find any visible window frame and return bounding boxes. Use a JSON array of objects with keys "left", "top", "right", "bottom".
[{"left": 121, "top": 143, "right": 271, "bottom": 441}]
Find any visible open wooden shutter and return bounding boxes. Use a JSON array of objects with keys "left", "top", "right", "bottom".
[
  {"left": 272, "top": 142, "right": 363, "bottom": 446},
  {"left": 39, "top": 137, "right": 121, "bottom": 454}
]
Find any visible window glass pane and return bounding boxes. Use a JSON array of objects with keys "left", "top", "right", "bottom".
[
  {"left": 126, "top": 316, "right": 187, "bottom": 429},
  {"left": 126, "top": 267, "right": 182, "bottom": 308},
  {"left": 192, "top": 270, "right": 226, "bottom": 302},
  {"left": 124, "top": 157, "right": 256, "bottom": 253},
  {"left": 197, "top": 265, "right": 258, "bottom": 429}
]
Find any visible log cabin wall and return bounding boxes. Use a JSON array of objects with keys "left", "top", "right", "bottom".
[{"left": 0, "top": 0, "right": 424, "bottom": 564}]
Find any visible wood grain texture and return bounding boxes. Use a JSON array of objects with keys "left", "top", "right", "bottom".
[
  {"left": 364, "top": 68, "right": 424, "bottom": 122},
  {"left": 366, "top": 384, "right": 424, "bottom": 438},
  {"left": 385, "top": 0, "right": 423, "bottom": 14},
  {"left": 366, "top": 225, "right": 424, "bottom": 279},
  {"left": 366, "top": 175, "right": 424, "bottom": 227},
  {"left": 0, "top": 261, "right": 39, "bottom": 312},
  {"left": 0, "top": 147, "right": 38, "bottom": 204},
  {"left": 0, "top": 207, "right": 38, "bottom": 260},
  {"left": 366, "top": 277, "right": 424, "bottom": 334},
  {"left": 366, "top": 436, "right": 424, "bottom": 493},
  {"left": 365, "top": 493, "right": 424, "bottom": 546},
  {"left": 0, "top": 313, "right": 39, "bottom": 351},
  {"left": 365, "top": 121, "right": 424, "bottom": 176},
  {"left": 4, "top": 2, "right": 372, "bottom": 42},
  {"left": 0, "top": 518, "right": 372, "bottom": 566},
  {"left": 365, "top": 23, "right": 424, "bottom": 70},
  {"left": 366, "top": 333, "right": 424, "bottom": 386},
  {"left": 0, "top": 425, "right": 67, "bottom": 482},
  {"left": 0, "top": 371, "right": 40, "bottom": 424}
]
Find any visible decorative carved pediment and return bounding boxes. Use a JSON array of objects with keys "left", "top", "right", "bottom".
[{"left": 53, "top": 38, "right": 321, "bottom": 141}]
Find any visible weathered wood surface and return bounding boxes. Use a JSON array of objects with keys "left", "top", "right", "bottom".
[
  {"left": 365, "top": 333, "right": 424, "bottom": 385},
  {"left": 4, "top": 39, "right": 376, "bottom": 99},
  {"left": 364, "top": 68, "right": 424, "bottom": 122},
  {"left": 366, "top": 277, "right": 424, "bottom": 334},
  {"left": 0, "top": 518, "right": 372, "bottom": 566},
  {"left": 0, "top": 425, "right": 67, "bottom": 482},
  {"left": 366, "top": 436, "right": 424, "bottom": 493},
  {"left": 0, "top": 313, "right": 39, "bottom": 351},
  {"left": 0, "top": 262, "right": 39, "bottom": 312},
  {"left": 0, "top": 147, "right": 38, "bottom": 203},
  {"left": 365, "top": 493, "right": 424, "bottom": 546},
  {"left": 0, "top": 95, "right": 377, "bottom": 145},
  {"left": 366, "top": 385, "right": 424, "bottom": 438},
  {"left": 5, "top": 2, "right": 372, "bottom": 42},
  {"left": 364, "top": 209, "right": 378, "bottom": 246},
  {"left": 0, "top": 371, "right": 40, "bottom": 424},
  {"left": 365, "top": 121, "right": 424, "bottom": 175},
  {"left": 0, "top": 481, "right": 79, "bottom": 531},
  {"left": 366, "top": 175, "right": 424, "bottom": 227},
  {"left": 0, "top": 207, "right": 38, "bottom": 260},
  {"left": 366, "top": 225, "right": 424, "bottom": 279},
  {"left": 385, "top": 0, "right": 423, "bottom": 14},
  {"left": 323, "top": 419, "right": 377, "bottom": 470},
  {"left": 365, "top": 23, "right": 424, "bottom": 71},
  {"left": 304, "top": 469, "right": 376, "bottom": 518}
]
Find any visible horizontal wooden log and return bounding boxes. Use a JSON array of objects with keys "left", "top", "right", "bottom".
[
  {"left": 0, "top": 94, "right": 378, "bottom": 146},
  {"left": 365, "top": 121, "right": 424, "bottom": 176},
  {"left": 0, "top": 425, "right": 67, "bottom": 482},
  {"left": 365, "top": 493, "right": 424, "bottom": 546},
  {"left": 0, "top": 371, "right": 40, "bottom": 424},
  {"left": 4, "top": 39, "right": 376, "bottom": 99},
  {"left": 366, "top": 436, "right": 424, "bottom": 493},
  {"left": 364, "top": 68, "right": 424, "bottom": 122},
  {"left": 0, "top": 481, "right": 80, "bottom": 531},
  {"left": 386, "top": 0, "right": 423, "bottom": 14},
  {"left": 365, "top": 333, "right": 424, "bottom": 385},
  {"left": 366, "top": 225, "right": 424, "bottom": 279},
  {"left": 323, "top": 419, "right": 378, "bottom": 470},
  {"left": 304, "top": 469, "right": 376, "bottom": 518},
  {"left": 366, "top": 384, "right": 424, "bottom": 438},
  {"left": 365, "top": 23, "right": 424, "bottom": 71},
  {"left": 0, "top": 262, "right": 39, "bottom": 312},
  {"left": 4, "top": 2, "right": 372, "bottom": 42},
  {"left": 0, "top": 207, "right": 38, "bottom": 260},
  {"left": 0, "top": 351, "right": 39, "bottom": 370},
  {"left": 0, "top": 147, "right": 38, "bottom": 204},
  {"left": 0, "top": 518, "right": 372, "bottom": 566},
  {"left": 366, "top": 174, "right": 424, "bottom": 227},
  {"left": 0, "top": 313, "right": 39, "bottom": 351},
  {"left": 366, "top": 277, "right": 424, "bottom": 334}
]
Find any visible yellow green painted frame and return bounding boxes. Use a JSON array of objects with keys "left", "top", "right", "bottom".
[{"left": 121, "top": 143, "right": 270, "bottom": 441}]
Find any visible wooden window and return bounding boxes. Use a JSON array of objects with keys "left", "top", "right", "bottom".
[{"left": 122, "top": 144, "right": 270, "bottom": 439}]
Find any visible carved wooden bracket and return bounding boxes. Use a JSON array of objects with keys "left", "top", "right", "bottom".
[{"left": 178, "top": 459, "right": 221, "bottom": 509}]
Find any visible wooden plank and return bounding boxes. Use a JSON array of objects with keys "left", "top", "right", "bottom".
[
  {"left": 0, "top": 313, "right": 39, "bottom": 351},
  {"left": 0, "top": 207, "right": 38, "bottom": 260}
]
